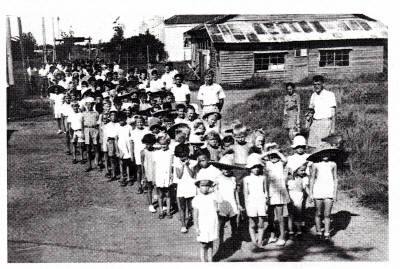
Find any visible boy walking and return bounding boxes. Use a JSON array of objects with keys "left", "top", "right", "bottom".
[{"left": 82, "top": 98, "right": 100, "bottom": 172}]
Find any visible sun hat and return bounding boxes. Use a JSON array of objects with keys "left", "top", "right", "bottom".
[
  {"left": 246, "top": 153, "right": 264, "bottom": 169},
  {"left": 291, "top": 135, "right": 307, "bottom": 148},
  {"left": 194, "top": 178, "right": 215, "bottom": 188},
  {"left": 306, "top": 147, "right": 348, "bottom": 163},
  {"left": 202, "top": 111, "right": 221, "bottom": 121},
  {"left": 204, "top": 130, "right": 220, "bottom": 141},
  {"left": 210, "top": 155, "right": 246, "bottom": 171},
  {"left": 232, "top": 122, "right": 249, "bottom": 137},
  {"left": 167, "top": 123, "right": 190, "bottom": 139},
  {"left": 84, "top": 97, "right": 95, "bottom": 103}
]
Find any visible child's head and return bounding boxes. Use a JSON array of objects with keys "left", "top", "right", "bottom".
[
  {"left": 139, "top": 69, "right": 147, "bottom": 80},
  {"left": 157, "top": 134, "right": 171, "bottom": 150},
  {"left": 165, "top": 62, "right": 173, "bottom": 73},
  {"left": 246, "top": 153, "right": 264, "bottom": 175},
  {"left": 142, "top": 133, "right": 157, "bottom": 148},
  {"left": 72, "top": 102, "right": 79, "bottom": 112},
  {"left": 151, "top": 69, "right": 158, "bottom": 80},
  {"left": 222, "top": 135, "right": 234, "bottom": 148},
  {"left": 203, "top": 112, "right": 221, "bottom": 126},
  {"left": 64, "top": 94, "right": 71, "bottom": 104},
  {"left": 252, "top": 130, "right": 266, "bottom": 148},
  {"left": 135, "top": 116, "right": 145, "bottom": 129},
  {"left": 232, "top": 123, "right": 248, "bottom": 144},
  {"left": 250, "top": 165, "right": 263, "bottom": 176},
  {"left": 174, "top": 143, "right": 190, "bottom": 162},
  {"left": 186, "top": 105, "right": 197, "bottom": 121},
  {"left": 110, "top": 110, "right": 118, "bottom": 122},
  {"left": 174, "top": 73, "right": 183, "bottom": 86},
  {"left": 295, "top": 163, "right": 308, "bottom": 177},
  {"left": 268, "top": 153, "right": 281, "bottom": 163},
  {"left": 193, "top": 120, "right": 206, "bottom": 135},
  {"left": 118, "top": 111, "right": 127, "bottom": 125},
  {"left": 291, "top": 135, "right": 307, "bottom": 154},
  {"left": 196, "top": 148, "right": 211, "bottom": 168},
  {"left": 205, "top": 131, "right": 220, "bottom": 148},
  {"left": 285, "top": 82, "right": 295, "bottom": 95},
  {"left": 204, "top": 70, "right": 214, "bottom": 85},
  {"left": 176, "top": 104, "right": 187, "bottom": 118},
  {"left": 196, "top": 180, "right": 214, "bottom": 195}
]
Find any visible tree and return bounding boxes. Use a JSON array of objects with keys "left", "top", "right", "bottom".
[{"left": 21, "top": 32, "right": 37, "bottom": 58}]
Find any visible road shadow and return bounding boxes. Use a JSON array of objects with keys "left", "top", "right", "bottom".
[
  {"left": 330, "top": 210, "right": 359, "bottom": 237},
  {"left": 213, "top": 237, "right": 243, "bottom": 261}
]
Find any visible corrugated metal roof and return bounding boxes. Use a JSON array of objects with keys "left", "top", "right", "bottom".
[
  {"left": 204, "top": 18, "right": 387, "bottom": 43},
  {"left": 164, "top": 15, "right": 224, "bottom": 25}
]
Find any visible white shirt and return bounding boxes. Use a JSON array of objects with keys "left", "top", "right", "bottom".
[
  {"left": 161, "top": 70, "right": 178, "bottom": 90},
  {"left": 104, "top": 122, "right": 120, "bottom": 139},
  {"left": 68, "top": 112, "right": 83, "bottom": 130},
  {"left": 49, "top": 93, "right": 65, "bottom": 108},
  {"left": 286, "top": 153, "right": 310, "bottom": 175},
  {"left": 61, "top": 103, "right": 74, "bottom": 118},
  {"left": 171, "top": 84, "right": 190, "bottom": 103},
  {"left": 147, "top": 79, "right": 164, "bottom": 93},
  {"left": 196, "top": 165, "right": 222, "bottom": 181},
  {"left": 39, "top": 68, "right": 47, "bottom": 77},
  {"left": 309, "top": 89, "right": 336, "bottom": 119},
  {"left": 58, "top": 80, "right": 69, "bottom": 89},
  {"left": 197, "top": 83, "right": 226, "bottom": 106}
]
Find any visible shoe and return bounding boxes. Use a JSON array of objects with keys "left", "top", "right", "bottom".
[
  {"left": 85, "top": 167, "right": 92, "bottom": 172},
  {"left": 57, "top": 130, "right": 63, "bottom": 134},
  {"left": 166, "top": 213, "right": 173, "bottom": 219},
  {"left": 81, "top": 160, "right": 86, "bottom": 164},
  {"left": 149, "top": 205, "right": 157, "bottom": 213},
  {"left": 275, "top": 239, "right": 286, "bottom": 246},
  {"left": 120, "top": 180, "right": 128, "bottom": 187},
  {"left": 316, "top": 232, "right": 323, "bottom": 240},
  {"left": 180, "top": 226, "right": 188, "bottom": 233},
  {"left": 108, "top": 176, "right": 118, "bottom": 182},
  {"left": 104, "top": 172, "right": 111, "bottom": 178},
  {"left": 324, "top": 233, "right": 331, "bottom": 240},
  {"left": 98, "top": 163, "right": 105, "bottom": 169},
  {"left": 128, "top": 180, "right": 134, "bottom": 186},
  {"left": 295, "top": 231, "right": 303, "bottom": 237},
  {"left": 162, "top": 206, "right": 168, "bottom": 212},
  {"left": 159, "top": 212, "right": 165, "bottom": 219},
  {"left": 267, "top": 237, "right": 278, "bottom": 244},
  {"left": 72, "top": 159, "right": 78, "bottom": 164}
]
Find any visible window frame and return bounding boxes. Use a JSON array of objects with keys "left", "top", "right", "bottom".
[
  {"left": 319, "top": 49, "right": 351, "bottom": 68},
  {"left": 253, "top": 51, "right": 287, "bottom": 72},
  {"left": 294, "top": 49, "right": 308, "bottom": 57}
]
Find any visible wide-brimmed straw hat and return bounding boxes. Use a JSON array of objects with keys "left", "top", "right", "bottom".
[
  {"left": 194, "top": 178, "right": 216, "bottom": 187},
  {"left": 246, "top": 153, "right": 264, "bottom": 169},
  {"left": 291, "top": 135, "right": 307, "bottom": 148},
  {"left": 210, "top": 155, "right": 246, "bottom": 171},
  {"left": 167, "top": 123, "right": 190, "bottom": 139},
  {"left": 306, "top": 147, "right": 348, "bottom": 163},
  {"left": 202, "top": 111, "right": 221, "bottom": 121}
]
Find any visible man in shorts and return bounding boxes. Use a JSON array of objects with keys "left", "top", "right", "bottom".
[
  {"left": 82, "top": 98, "right": 100, "bottom": 172},
  {"left": 68, "top": 102, "right": 85, "bottom": 164}
]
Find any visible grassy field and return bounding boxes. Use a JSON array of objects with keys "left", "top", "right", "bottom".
[{"left": 225, "top": 80, "right": 388, "bottom": 214}]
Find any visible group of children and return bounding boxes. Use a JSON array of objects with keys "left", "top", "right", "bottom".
[{"left": 46, "top": 59, "right": 340, "bottom": 262}]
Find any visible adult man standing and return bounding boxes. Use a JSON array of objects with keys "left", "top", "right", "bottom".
[
  {"left": 197, "top": 69, "right": 226, "bottom": 115},
  {"left": 307, "top": 75, "right": 336, "bottom": 149}
]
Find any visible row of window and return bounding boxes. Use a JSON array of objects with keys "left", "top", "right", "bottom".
[{"left": 254, "top": 49, "right": 350, "bottom": 71}]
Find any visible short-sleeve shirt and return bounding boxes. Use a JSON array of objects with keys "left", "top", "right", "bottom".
[
  {"left": 196, "top": 165, "right": 222, "bottom": 181},
  {"left": 61, "top": 103, "right": 74, "bottom": 118},
  {"left": 83, "top": 111, "right": 100, "bottom": 127},
  {"left": 286, "top": 153, "right": 310, "bottom": 175},
  {"left": 309, "top": 89, "right": 336, "bottom": 119},
  {"left": 68, "top": 112, "right": 83, "bottom": 130},
  {"left": 171, "top": 84, "right": 190, "bottom": 103},
  {"left": 104, "top": 122, "right": 120, "bottom": 138},
  {"left": 49, "top": 93, "right": 65, "bottom": 108},
  {"left": 161, "top": 70, "right": 178, "bottom": 90},
  {"left": 284, "top": 92, "right": 300, "bottom": 111},
  {"left": 147, "top": 79, "right": 164, "bottom": 93},
  {"left": 197, "top": 83, "right": 226, "bottom": 106}
]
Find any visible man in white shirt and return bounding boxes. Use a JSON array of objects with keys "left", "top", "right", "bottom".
[
  {"left": 307, "top": 75, "right": 337, "bottom": 149},
  {"left": 146, "top": 70, "right": 164, "bottom": 93},
  {"left": 197, "top": 70, "right": 226, "bottom": 115},
  {"left": 161, "top": 62, "right": 178, "bottom": 91},
  {"left": 170, "top": 73, "right": 190, "bottom": 105}
]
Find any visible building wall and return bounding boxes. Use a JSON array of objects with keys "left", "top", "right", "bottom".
[
  {"left": 164, "top": 24, "right": 196, "bottom": 62},
  {"left": 217, "top": 44, "right": 384, "bottom": 84}
]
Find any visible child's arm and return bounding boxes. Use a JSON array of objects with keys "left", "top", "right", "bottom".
[
  {"left": 186, "top": 161, "right": 196, "bottom": 178},
  {"left": 193, "top": 207, "right": 200, "bottom": 236},
  {"left": 332, "top": 162, "right": 338, "bottom": 202},
  {"left": 296, "top": 94, "right": 301, "bottom": 126},
  {"left": 243, "top": 178, "right": 249, "bottom": 205},
  {"left": 264, "top": 175, "right": 270, "bottom": 203},
  {"left": 175, "top": 161, "right": 184, "bottom": 179},
  {"left": 309, "top": 164, "right": 316, "bottom": 201},
  {"left": 140, "top": 150, "right": 146, "bottom": 182},
  {"left": 235, "top": 181, "right": 244, "bottom": 211},
  {"left": 130, "top": 140, "right": 135, "bottom": 162},
  {"left": 283, "top": 96, "right": 288, "bottom": 116}
]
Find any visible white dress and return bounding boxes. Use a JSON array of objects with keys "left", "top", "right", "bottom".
[
  {"left": 174, "top": 158, "right": 197, "bottom": 198},
  {"left": 153, "top": 148, "right": 174, "bottom": 188},
  {"left": 116, "top": 124, "right": 134, "bottom": 159},
  {"left": 286, "top": 153, "right": 310, "bottom": 175},
  {"left": 192, "top": 192, "right": 220, "bottom": 243},
  {"left": 131, "top": 127, "right": 149, "bottom": 165},
  {"left": 243, "top": 174, "right": 267, "bottom": 217},
  {"left": 313, "top": 161, "right": 335, "bottom": 199},
  {"left": 287, "top": 175, "right": 309, "bottom": 207},
  {"left": 265, "top": 161, "right": 290, "bottom": 205},
  {"left": 215, "top": 175, "right": 238, "bottom": 217}
]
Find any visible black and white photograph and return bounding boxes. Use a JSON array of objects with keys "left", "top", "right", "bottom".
[{"left": 4, "top": 0, "right": 395, "bottom": 264}]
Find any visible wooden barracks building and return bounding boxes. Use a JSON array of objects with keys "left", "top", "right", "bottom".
[{"left": 183, "top": 14, "right": 387, "bottom": 84}]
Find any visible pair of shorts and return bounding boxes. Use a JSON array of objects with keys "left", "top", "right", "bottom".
[
  {"left": 54, "top": 107, "right": 62, "bottom": 119},
  {"left": 107, "top": 139, "right": 116, "bottom": 157},
  {"left": 84, "top": 127, "right": 99, "bottom": 145},
  {"left": 71, "top": 130, "right": 84, "bottom": 143}
]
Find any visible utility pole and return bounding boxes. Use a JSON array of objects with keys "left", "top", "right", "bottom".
[
  {"left": 6, "top": 16, "right": 15, "bottom": 86},
  {"left": 42, "top": 17, "right": 47, "bottom": 63},
  {"left": 52, "top": 17, "right": 56, "bottom": 62},
  {"left": 57, "top": 17, "right": 60, "bottom": 38},
  {"left": 17, "top": 17, "right": 29, "bottom": 92}
]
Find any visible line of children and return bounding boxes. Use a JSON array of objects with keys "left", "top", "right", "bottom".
[{"left": 47, "top": 59, "right": 342, "bottom": 262}]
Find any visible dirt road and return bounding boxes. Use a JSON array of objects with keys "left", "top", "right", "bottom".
[{"left": 7, "top": 89, "right": 387, "bottom": 262}]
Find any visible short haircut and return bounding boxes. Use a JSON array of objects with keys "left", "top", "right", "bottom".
[
  {"left": 118, "top": 112, "right": 127, "bottom": 120},
  {"left": 313, "top": 75, "right": 324, "bottom": 83},
  {"left": 174, "top": 73, "right": 183, "bottom": 80},
  {"left": 193, "top": 121, "right": 205, "bottom": 130},
  {"left": 222, "top": 135, "right": 234, "bottom": 144},
  {"left": 165, "top": 62, "right": 173, "bottom": 68},
  {"left": 139, "top": 69, "right": 147, "bottom": 74},
  {"left": 187, "top": 105, "right": 196, "bottom": 112},
  {"left": 81, "top": 81, "right": 89, "bottom": 87},
  {"left": 176, "top": 104, "right": 187, "bottom": 111},
  {"left": 194, "top": 148, "right": 211, "bottom": 159},
  {"left": 151, "top": 69, "right": 158, "bottom": 75},
  {"left": 285, "top": 82, "right": 295, "bottom": 89},
  {"left": 174, "top": 143, "right": 190, "bottom": 158},
  {"left": 142, "top": 133, "right": 157, "bottom": 144}
]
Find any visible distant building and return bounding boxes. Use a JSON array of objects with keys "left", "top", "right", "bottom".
[
  {"left": 163, "top": 15, "right": 223, "bottom": 62},
  {"left": 184, "top": 14, "right": 388, "bottom": 84}
]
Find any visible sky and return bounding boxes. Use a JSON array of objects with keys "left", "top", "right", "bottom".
[{"left": 4, "top": 0, "right": 388, "bottom": 46}]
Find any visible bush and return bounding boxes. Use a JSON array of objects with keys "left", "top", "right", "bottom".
[
  {"left": 221, "top": 75, "right": 272, "bottom": 91},
  {"left": 225, "top": 82, "right": 388, "bottom": 214},
  {"left": 297, "top": 72, "right": 387, "bottom": 86}
]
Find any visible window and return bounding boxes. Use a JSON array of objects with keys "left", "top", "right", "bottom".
[
  {"left": 183, "top": 38, "right": 190, "bottom": 48},
  {"left": 295, "top": 49, "right": 308, "bottom": 57},
  {"left": 254, "top": 53, "right": 285, "bottom": 71},
  {"left": 319, "top": 50, "right": 350, "bottom": 67}
]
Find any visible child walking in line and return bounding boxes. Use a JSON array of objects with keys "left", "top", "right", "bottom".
[
  {"left": 68, "top": 102, "right": 84, "bottom": 164},
  {"left": 212, "top": 155, "right": 243, "bottom": 244},
  {"left": 98, "top": 112, "right": 110, "bottom": 171},
  {"left": 141, "top": 133, "right": 158, "bottom": 213},
  {"left": 131, "top": 116, "right": 149, "bottom": 192},
  {"left": 115, "top": 112, "right": 134, "bottom": 187},
  {"left": 287, "top": 163, "right": 310, "bottom": 238},
  {"left": 82, "top": 99, "right": 100, "bottom": 172},
  {"left": 243, "top": 153, "right": 268, "bottom": 247},
  {"left": 308, "top": 148, "right": 339, "bottom": 240},
  {"left": 60, "top": 94, "right": 74, "bottom": 155},
  {"left": 264, "top": 149, "right": 290, "bottom": 246},
  {"left": 49, "top": 86, "right": 65, "bottom": 134},
  {"left": 153, "top": 134, "right": 174, "bottom": 219},
  {"left": 103, "top": 109, "right": 120, "bottom": 181},
  {"left": 174, "top": 143, "right": 197, "bottom": 233}
]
